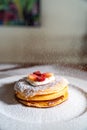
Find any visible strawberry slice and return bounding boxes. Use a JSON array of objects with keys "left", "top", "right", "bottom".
[
  {"left": 28, "top": 74, "right": 37, "bottom": 81},
  {"left": 33, "top": 71, "right": 41, "bottom": 76},
  {"left": 28, "top": 71, "right": 53, "bottom": 82},
  {"left": 36, "top": 75, "right": 46, "bottom": 82},
  {"left": 43, "top": 72, "right": 53, "bottom": 78}
]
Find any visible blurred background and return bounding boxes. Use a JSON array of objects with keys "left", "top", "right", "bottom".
[{"left": 0, "top": 0, "right": 87, "bottom": 65}]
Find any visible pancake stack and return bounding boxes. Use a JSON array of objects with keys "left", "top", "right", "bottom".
[{"left": 14, "top": 71, "right": 69, "bottom": 108}]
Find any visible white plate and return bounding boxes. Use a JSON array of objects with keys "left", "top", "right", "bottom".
[{"left": 0, "top": 65, "right": 87, "bottom": 130}]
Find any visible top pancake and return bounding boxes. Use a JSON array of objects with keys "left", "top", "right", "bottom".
[{"left": 14, "top": 75, "right": 69, "bottom": 97}]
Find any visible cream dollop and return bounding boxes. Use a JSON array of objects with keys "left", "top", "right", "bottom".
[{"left": 27, "top": 75, "right": 55, "bottom": 86}]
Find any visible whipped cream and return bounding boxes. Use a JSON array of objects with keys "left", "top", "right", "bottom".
[{"left": 27, "top": 75, "right": 55, "bottom": 86}]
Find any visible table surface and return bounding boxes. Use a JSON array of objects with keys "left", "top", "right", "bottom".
[
  {"left": 0, "top": 63, "right": 87, "bottom": 130},
  {"left": 0, "top": 63, "right": 87, "bottom": 72}
]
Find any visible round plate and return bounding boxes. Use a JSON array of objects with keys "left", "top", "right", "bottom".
[{"left": 0, "top": 65, "right": 87, "bottom": 130}]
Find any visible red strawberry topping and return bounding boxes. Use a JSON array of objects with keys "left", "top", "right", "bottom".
[
  {"left": 36, "top": 75, "right": 46, "bottom": 81},
  {"left": 33, "top": 71, "right": 41, "bottom": 76},
  {"left": 28, "top": 71, "right": 53, "bottom": 82}
]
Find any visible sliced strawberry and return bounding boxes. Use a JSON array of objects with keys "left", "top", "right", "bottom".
[
  {"left": 28, "top": 74, "right": 37, "bottom": 81},
  {"left": 41, "top": 73, "right": 46, "bottom": 76},
  {"left": 36, "top": 75, "right": 46, "bottom": 82},
  {"left": 43, "top": 72, "right": 53, "bottom": 78},
  {"left": 33, "top": 71, "right": 41, "bottom": 76},
  {"left": 28, "top": 71, "right": 53, "bottom": 82}
]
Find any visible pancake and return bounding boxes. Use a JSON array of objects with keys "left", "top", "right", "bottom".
[
  {"left": 16, "top": 90, "right": 68, "bottom": 108},
  {"left": 14, "top": 71, "right": 69, "bottom": 108},
  {"left": 14, "top": 76, "right": 68, "bottom": 97},
  {"left": 15, "top": 86, "right": 68, "bottom": 101}
]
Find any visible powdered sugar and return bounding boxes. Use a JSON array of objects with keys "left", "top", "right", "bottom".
[{"left": 14, "top": 76, "right": 69, "bottom": 97}]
